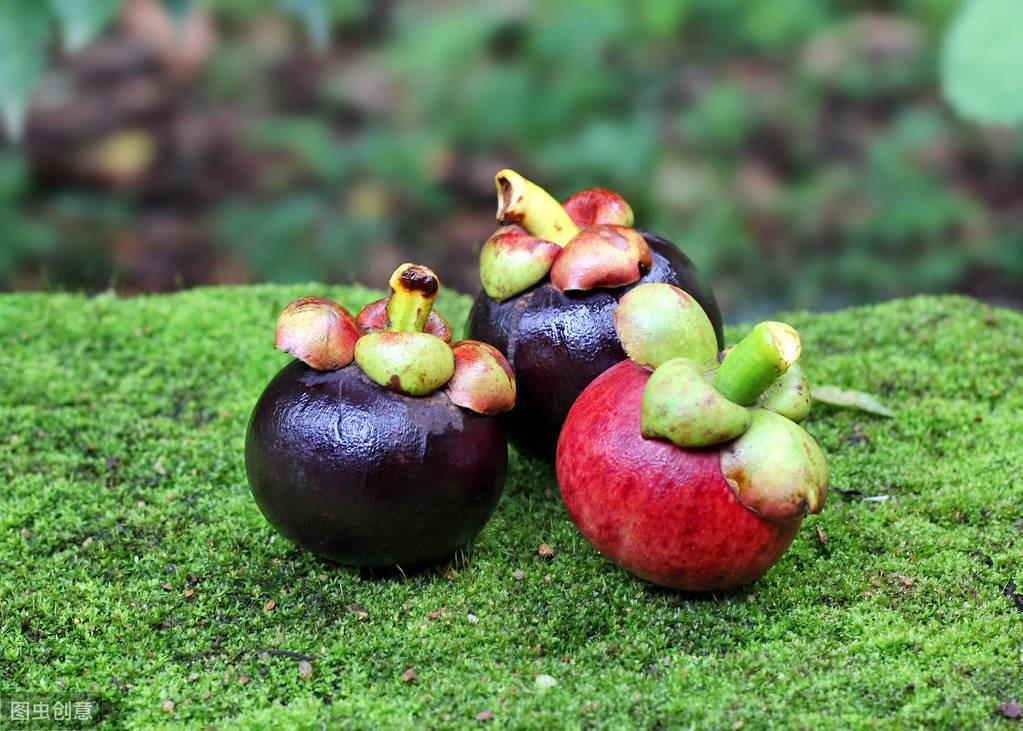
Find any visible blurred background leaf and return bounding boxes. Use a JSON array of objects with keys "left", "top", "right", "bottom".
[
  {"left": 0, "top": 2, "right": 50, "bottom": 139},
  {"left": 276, "top": 0, "right": 329, "bottom": 50},
  {"left": 51, "top": 0, "right": 122, "bottom": 52},
  {"left": 941, "top": 0, "right": 1023, "bottom": 125},
  {"left": 159, "top": 0, "right": 191, "bottom": 21}
]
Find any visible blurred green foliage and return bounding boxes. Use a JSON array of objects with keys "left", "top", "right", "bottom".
[
  {"left": 0, "top": 155, "right": 56, "bottom": 282},
  {"left": 1, "top": 0, "right": 1021, "bottom": 315},
  {"left": 941, "top": 0, "right": 1023, "bottom": 125}
]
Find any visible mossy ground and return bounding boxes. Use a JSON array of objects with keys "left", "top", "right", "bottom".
[{"left": 1, "top": 288, "right": 1021, "bottom": 729}]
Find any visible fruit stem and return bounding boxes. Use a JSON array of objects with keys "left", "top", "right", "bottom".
[
  {"left": 385, "top": 263, "right": 440, "bottom": 333},
  {"left": 713, "top": 321, "right": 802, "bottom": 406},
  {"left": 495, "top": 169, "right": 580, "bottom": 246}
]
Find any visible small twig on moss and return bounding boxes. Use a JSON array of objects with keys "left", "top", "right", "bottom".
[
  {"left": 256, "top": 649, "right": 317, "bottom": 661},
  {"left": 1003, "top": 582, "right": 1023, "bottom": 614},
  {"left": 235, "top": 649, "right": 317, "bottom": 663},
  {"left": 188, "top": 650, "right": 223, "bottom": 664}
]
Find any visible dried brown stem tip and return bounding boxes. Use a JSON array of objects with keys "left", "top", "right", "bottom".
[{"left": 386, "top": 263, "right": 440, "bottom": 333}]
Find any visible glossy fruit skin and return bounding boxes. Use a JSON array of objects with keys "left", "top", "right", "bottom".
[
  {"left": 468, "top": 234, "right": 723, "bottom": 461},
  {"left": 556, "top": 360, "right": 801, "bottom": 591},
  {"left": 245, "top": 360, "right": 507, "bottom": 566}
]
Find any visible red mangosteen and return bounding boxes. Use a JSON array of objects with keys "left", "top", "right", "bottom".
[
  {"left": 556, "top": 283, "right": 828, "bottom": 591},
  {"left": 245, "top": 264, "right": 516, "bottom": 567},
  {"left": 467, "top": 170, "right": 724, "bottom": 460}
]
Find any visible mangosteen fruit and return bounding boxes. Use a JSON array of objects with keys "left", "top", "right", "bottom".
[
  {"left": 467, "top": 169, "right": 724, "bottom": 460},
  {"left": 556, "top": 283, "right": 828, "bottom": 591},
  {"left": 246, "top": 264, "right": 516, "bottom": 567}
]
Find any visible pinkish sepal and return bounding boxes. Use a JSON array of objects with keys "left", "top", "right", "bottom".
[
  {"left": 549, "top": 225, "right": 652, "bottom": 293},
  {"left": 479, "top": 225, "right": 562, "bottom": 302},
  {"left": 356, "top": 298, "right": 452, "bottom": 342},
  {"left": 445, "top": 341, "right": 517, "bottom": 415},
  {"left": 275, "top": 296, "right": 362, "bottom": 371},
  {"left": 562, "top": 188, "right": 635, "bottom": 227}
]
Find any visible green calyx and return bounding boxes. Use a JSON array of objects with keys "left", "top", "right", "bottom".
[
  {"left": 562, "top": 188, "right": 635, "bottom": 227},
  {"left": 445, "top": 340, "right": 517, "bottom": 415},
  {"left": 628, "top": 304, "right": 828, "bottom": 520},
  {"left": 353, "top": 263, "right": 455, "bottom": 396},
  {"left": 613, "top": 283, "right": 719, "bottom": 369},
  {"left": 275, "top": 264, "right": 517, "bottom": 405},
  {"left": 354, "top": 331, "right": 455, "bottom": 396},
  {"left": 713, "top": 321, "right": 801, "bottom": 406},
  {"left": 641, "top": 358, "right": 751, "bottom": 447},
  {"left": 720, "top": 409, "right": 829, "bottom": 522},
  {"left": 757, "top": 361, "right": 811, "bottom": 422},
  {"left": 479, "top": 226, "right": 562, "bottom": 302},
  {"left": 549, "top": 225, "right": 652, "bottom": 293},
  {"left": 624, "top": 298, "right": 808, "bottom": 449},
  {"left": 616, "top": 287, "right": 828, "bottom": 521},
  {"left": 275, "top": 296, "right": 362, "bottom": 371}
]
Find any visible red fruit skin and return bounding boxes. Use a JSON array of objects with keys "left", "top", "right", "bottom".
[{"left": 556, "top": 360, "right": 802, "bottom": 591}]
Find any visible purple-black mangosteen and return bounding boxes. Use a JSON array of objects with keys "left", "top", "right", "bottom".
[
  {"left": 467, "top": 170, "right": 724, "bottom": 460},
  {"left": 245, "top": 264, "right": 516, "bottom": 567}
]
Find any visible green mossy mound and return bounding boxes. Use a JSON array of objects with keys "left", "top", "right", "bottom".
[{"left": 1, "top": 289, "right": 1021, "bottom": 728}]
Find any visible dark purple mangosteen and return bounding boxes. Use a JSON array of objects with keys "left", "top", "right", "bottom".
[
  {"left": 245, "top": 264, "right": 517, "bottom": 566},
  {"left": 466, "top": 170, "right": 724, "bottom": 460}
]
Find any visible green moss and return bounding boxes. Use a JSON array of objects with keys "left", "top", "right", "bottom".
[{"left": 1, "top": 289, "right": 1021, "bottom": 729}]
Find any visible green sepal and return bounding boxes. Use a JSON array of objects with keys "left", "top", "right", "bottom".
[
  {"left": 612, "top": 283, "right": 719, "bottom": 369},
  {"left": 354, "top": 332, "right": 455, "bottom": 396},
  {"left": 719, "top": 409, "right": 829, "bottom": 522},
  {"left": 757, "top": 362, "right": 811, "bottom": 423},
  {"left": 641, "top": 358, "right": 752, "bottom": 448},
  {"left": 479, "top": 226, "right": 561, "bottom": 302}
]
